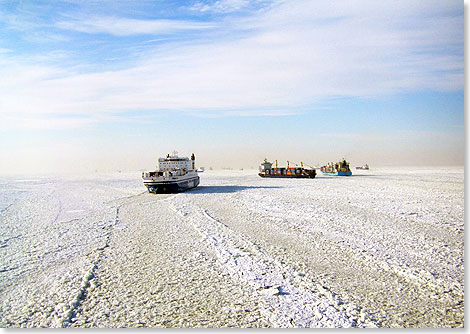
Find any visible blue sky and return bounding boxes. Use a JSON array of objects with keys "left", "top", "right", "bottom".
[{"left": 0, "top": 0, "right": 464, "bottom": 173}]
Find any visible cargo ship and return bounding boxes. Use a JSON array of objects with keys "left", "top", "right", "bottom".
[
  {"left": 258, "top": 159, "right": 316, "bottom": 178},
  {"left": 142, "top": 152, "right": 200, "bottom": 193},
  {"left": 320, "top": 159, "right": 352, "bottom": 176},
  {"left": 356, "top": 164, "right": 369, "bottom": 170}
]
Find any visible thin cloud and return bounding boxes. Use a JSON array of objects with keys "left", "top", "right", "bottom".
[
  {"left": 55, "top": 16, "right": 217, "bottom": 36},
  {"left": 3, "top": 115, "right": 96, "bottom": 130},
  {"left": 190, "top": 0, "right": 251, "bottom": 13},
  {"left": 0, "top": 0, "right": 463, "bottom": 130}
]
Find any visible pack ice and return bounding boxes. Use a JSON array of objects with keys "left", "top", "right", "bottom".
[{"left": 0, "top": 168, "right": 464, "bottom": 327}]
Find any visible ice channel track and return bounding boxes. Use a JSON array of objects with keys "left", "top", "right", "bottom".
[
  {"left": 235, "top": 191, "right": 464, "bottom": 298},
  {"left": 69, "top": 191, "right": 157, "bottom": 326},
  {"left": 0, "top": 187, "right": 153, "bottom": 328},
  {"left": 61, "top": 205, "right": 122, "bottom": 328},
  {"left": 169, "top": 195, "right": 377, "bottom": 328}
]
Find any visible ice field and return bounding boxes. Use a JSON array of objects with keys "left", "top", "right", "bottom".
[{"left": 0, "top": 167, "right": 464, "bottom": 327}]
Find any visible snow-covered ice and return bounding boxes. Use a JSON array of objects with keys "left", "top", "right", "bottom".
[{"left": 0, "top": 168, "right": 464, "bottom": 327}]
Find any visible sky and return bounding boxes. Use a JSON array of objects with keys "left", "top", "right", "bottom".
[{"left": 0, "top": 0, "right": 464, "bottom": 174}]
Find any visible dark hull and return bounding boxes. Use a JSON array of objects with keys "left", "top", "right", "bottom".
[
  {"left": 145, "top": 176, "right": 200, "bottom": 193},
  {"left": 258, "top": 173, "right": 316, "bottom": 179}
]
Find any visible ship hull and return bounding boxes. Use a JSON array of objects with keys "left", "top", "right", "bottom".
[
  {"left": 258, "top": 173, "right": 315, "bottom": 178},
  {"left": 144, "top": 176, "right": 200, "bottom": 193},
  {"left": 321, "top": 171, "right": 352, "bottom": 176}
]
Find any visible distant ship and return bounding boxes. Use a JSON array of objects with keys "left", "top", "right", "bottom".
[
  {"left": 258, "top": 159, "right": 316, "bottom": 178},
  {"left": 320, "top": 159, "right": 352, "bottom": 176},
  {"left": 356, "top": 164, "right": 369, "bottom": 170},
  {"left": 142, "top": 152, "right": 200, "bottom": 193}
]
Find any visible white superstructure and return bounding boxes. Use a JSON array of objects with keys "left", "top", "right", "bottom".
[
  {"left": 142, "top": 152, "right": 200, "bottom": 193},
  {"left": 158, "top": 153, "right": 195, "bottom": 171}
]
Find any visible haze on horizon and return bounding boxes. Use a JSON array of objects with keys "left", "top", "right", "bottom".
[{"left": 0, "top": 0, "right": 464, "bottom": 175}]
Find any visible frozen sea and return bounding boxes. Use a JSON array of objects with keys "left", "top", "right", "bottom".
[{"left": 0, "top": 167, "right": 464, "bottom": 328}]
